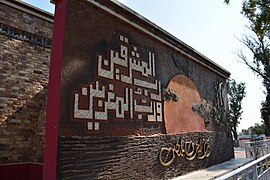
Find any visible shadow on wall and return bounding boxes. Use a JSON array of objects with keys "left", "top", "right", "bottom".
[{"left": 0, "top": 87, "right": 47, "bottom": 163}]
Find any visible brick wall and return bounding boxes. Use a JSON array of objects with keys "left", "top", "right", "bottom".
[{"left": 0, "top": 1, "right": 53, "bottom": 163}]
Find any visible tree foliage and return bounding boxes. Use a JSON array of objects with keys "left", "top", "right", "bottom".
[
  {"left": 252, "top": 122, "right": 265, "bottom": 135},
  {"left": 228, "top": 79, "right": 246, "bottom": 140},
  {"left": 238, "top": 0, "right": 270, "bottom": 134},
  {"left": 239, "top": 0, "right": 270, "bottom": 81},
  {"left": 224, "top": 0, "right": 230, "bottom": 5}
]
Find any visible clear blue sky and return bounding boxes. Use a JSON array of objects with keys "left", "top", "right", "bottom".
[{"left": 22, "top": 0, "right": 265, "bottom": 131}]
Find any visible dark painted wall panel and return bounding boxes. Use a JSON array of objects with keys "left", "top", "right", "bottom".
[{"left": 55, "top": 0, "right": 233, "bottom": 179}]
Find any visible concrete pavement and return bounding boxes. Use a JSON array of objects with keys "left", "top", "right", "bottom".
[
  {"left": 172, "top": 148, "right": 253, "bottom": 180},
  {"left": 234, "top": 147, "right": 246, "bottom": 158}
]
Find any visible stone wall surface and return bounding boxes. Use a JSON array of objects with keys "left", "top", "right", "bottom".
[
  {"left": 57, "top": 132, "right": 234, "bottom": 179},
  {"left": 0, "top": 1, "right": 53, "bottom": 163}
]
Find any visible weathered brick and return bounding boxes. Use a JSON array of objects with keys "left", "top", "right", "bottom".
[{"left": 0, "top": 1, "right": 52, "bottom": 163}]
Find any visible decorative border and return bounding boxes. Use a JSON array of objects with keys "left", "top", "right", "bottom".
[{"left": 0, "top": 22, "right": 52, "bottom": 48}]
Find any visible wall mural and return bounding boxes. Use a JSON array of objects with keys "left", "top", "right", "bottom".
[
  {"left": 164, "top": 75, "right": 206, "bottom": 134},
  {"left": 191, "top": 79, "right": 228, "bottom": 128},
  {"left": 72, "top": 35, "right": 163, "bottom": 132},
  {"left": 70, "top": 34, "right": 213, "bottom": 166},
  {"left": 159, "top": 138, "right": 211, "bottom": 167},
  {"left": 192, "top": 100, "right": 212, "bottom": 126}
]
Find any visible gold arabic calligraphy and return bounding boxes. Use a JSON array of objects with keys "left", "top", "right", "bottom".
[{"left": 159, "top": 138, "right": 211, "bottom": 167}]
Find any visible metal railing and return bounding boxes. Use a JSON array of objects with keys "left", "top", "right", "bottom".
[
  {"left": 216, "top": 153, "right": 270, "bottom": 180},
  {"left": 245, "top": 141, "right": 270, "bottom": 159}
]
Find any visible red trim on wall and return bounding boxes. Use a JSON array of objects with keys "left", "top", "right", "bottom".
[{"left": 43, "top": 0, "right": 66, "bottom": 179}]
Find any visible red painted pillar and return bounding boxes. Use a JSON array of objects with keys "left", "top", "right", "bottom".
[{"left": 43, "top": 0, "right": 66, "bottom": 179}]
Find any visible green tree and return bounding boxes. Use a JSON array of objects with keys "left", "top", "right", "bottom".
[
  {"left": 239, "top": 0, "right": 270, "bottom": 135},
  {"left": 228, "top": 79, "right": 246, "bottom": 140},
  {"left": 224, "top": 0, "right": 230, "bottom": 4},
  {"left": 252, "top": 122, "right": 265, "bottom": 135},
  {"left": 225, "top": 0, "right": 270, "bottom": 134}
]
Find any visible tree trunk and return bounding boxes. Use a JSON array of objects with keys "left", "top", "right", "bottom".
[
  {"left": 232, "top": 127, "right": 238, "bottom": 141},
  {"left": 262, "top": 86, "right": 270, "bottom": 136}
]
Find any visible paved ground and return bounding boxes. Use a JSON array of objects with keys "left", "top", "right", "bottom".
[
  {"left": 172, "top": 148, "right": 252, "bottom": 180},
  {"left": 234, "top": 147, "right": 246, "bottom": 158}
]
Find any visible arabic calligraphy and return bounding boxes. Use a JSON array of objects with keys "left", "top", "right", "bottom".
[
  {"left": 159, "top": 138, "right": 211, "bottom": 167},
  {"left": 72, "top": 35, "right": 163, "bottom": 131}
]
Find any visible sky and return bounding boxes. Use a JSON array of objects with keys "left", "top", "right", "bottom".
[{"left": 21, "top": 0, "right": 265, "bottom": 132}]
